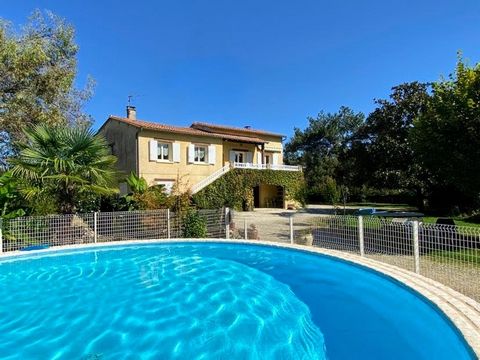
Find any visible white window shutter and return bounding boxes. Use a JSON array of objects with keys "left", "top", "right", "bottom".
[
  {"left": 172, "top": 143, "right": 180, "bottom": 163},
  {"left": 229, "top": 150, "right": 236, "bottom": 163},
  {"left": 257, "top": 152, "right": 262, "bottom": 164},
  {"left": 246, "top": 152, "right": 253, "bottom": 164},
  {"left": 149, "top": 140, "right": 158, "bottom": 161},
  {"left": 272, "top": 153, "right": 279, "bottom": 165},
  {"left": 188, "top": 144, "right": 195, "bottom": 163},
  {"left": 208, "top": 145, "right": 216, "bottom": 165}
]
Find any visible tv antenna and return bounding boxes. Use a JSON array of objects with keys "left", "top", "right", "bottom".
[{"left": 127, "top": 93, "right": 145, "bottom": 106}]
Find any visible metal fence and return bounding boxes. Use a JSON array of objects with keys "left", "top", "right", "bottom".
[
  {"left": 1, "top": 210, "right": 479, "bottom": 302},
  {"left": 296, "top": 215, "right": 480, "bottom": 301},
  {"left": 0, "top": 208, "right": 227, "bottom": 253}
]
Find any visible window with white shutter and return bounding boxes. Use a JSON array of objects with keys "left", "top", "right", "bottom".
[
  {"left": 172, "top": 143, "right": 181, "bottom": 163},
  {"left": 149, "top": 140, "right": 158, "bottom": 161},
  {"left": 208, "top": 145, "right": 216, "bottom": 165},
  {"left": 188, "top": 144, "right": 195, "bottom": 163}
]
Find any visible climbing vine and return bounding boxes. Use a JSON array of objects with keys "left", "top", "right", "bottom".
[{"left": 192, "top": 169, "right": 305, "bottom": 210}]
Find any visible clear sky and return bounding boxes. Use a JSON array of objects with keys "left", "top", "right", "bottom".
[{"left": 3, "top": 1, "right": 480, "bottom": 137}]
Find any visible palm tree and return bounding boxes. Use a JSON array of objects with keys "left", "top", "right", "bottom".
[{"left": 11, "top": 124, "right": 119, "bottom": 213}]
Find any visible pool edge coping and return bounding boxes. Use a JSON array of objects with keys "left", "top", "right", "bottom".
[{"left": 1, "top": 238, "right": 479, "bottom": 357}]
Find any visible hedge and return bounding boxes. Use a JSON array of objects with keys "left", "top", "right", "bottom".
[{"left": 192, "top": 169, "right": 305, "bottom": 210}]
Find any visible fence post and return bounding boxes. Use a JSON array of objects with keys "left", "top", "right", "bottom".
[
  {"left": 225, "top": 207, "right": 230, "bottom": 239},
  {"left": 413, "top": 220, "right": 420, "bottom": 274},
  {"left": 244, "top": 218, "right": 248, "bottom": 240},
  {"left": 289, "top": 216, "right": 294, "bottom": 244},
  {"left": 94, "top": 212, "right": 98, "bottom": 243},
  {"left": 358, "top": 216, "right": 365, "bottom": 256},
  {"left": 167, "top": 209, "right": 171, "bottom": 239},
  {"left": 0, "top": 218, "right": 3, "bottom": 254}
]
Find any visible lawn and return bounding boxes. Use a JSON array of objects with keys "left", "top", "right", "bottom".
[
  {"left": 422, "top": 217, "right": 480, "bottom": 228},
  {"left": 344, "top": 202, "right": 480, "bottom": 228}
]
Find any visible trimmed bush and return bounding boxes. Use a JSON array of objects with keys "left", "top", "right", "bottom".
[{"left": 182, "top": 210, "right": 207, "bottom": 238}]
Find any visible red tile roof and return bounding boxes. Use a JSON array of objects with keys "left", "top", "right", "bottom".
[
  {"left": 107, "top": 116, "right": 268, "bottom": 144},
  {"left": 191, "top": 122, "right": 284, "bottom": 137}
]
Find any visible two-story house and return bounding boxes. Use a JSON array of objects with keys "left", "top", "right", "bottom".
[{"left": 99, "top": 106, "right": 301, "bottom": 208}]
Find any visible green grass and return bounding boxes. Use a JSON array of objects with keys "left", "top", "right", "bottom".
[
  {"left": 422, "top": 217, "right": 480, "bottom": 228},
  {"left": 427, "top": 249, "right": 480, "bottom": 267}
]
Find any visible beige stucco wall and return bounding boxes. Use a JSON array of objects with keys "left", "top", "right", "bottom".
[
  {"left": 100, "top": 119, "right": 286, "bottom": 193},
  {"left": 137, "top": 130, "right": 224, "bottom": 191},
  {"left": 261, "top": 135, "right": 284, "bottom": 164},
  {"left": 222, "top": 137, "right": 284, "bottom": 165},
  {"left": 222, "top": 141, "right": 259, "bottom": 164},
  {"left": 99, "top": 120, "right": 138, "bottom": 176}
]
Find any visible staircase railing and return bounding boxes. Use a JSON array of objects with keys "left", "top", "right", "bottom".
[
  {"left": 190, "top": 164, "right": 231, "bottom": 194},
  {"left": 232, "top": 162, "right": 301, "bottom": 171}
]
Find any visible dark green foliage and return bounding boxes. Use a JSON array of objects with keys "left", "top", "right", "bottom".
[
  {"left": 122, "top": 172, "right": 170, "bottom": 210},
  {"left": 182, "top": 210, "right": 207, "bottom": 238},
  {"left": 318, "top": 176, "right": 340, "bottom": 205},
  {"left": 359, "top": 82, "right": 430, "bottom": 192},
  {"left": 0, "top": 171, "right": 25, "bottom": 220},
  {"left": 192, "top": 169, "right": 305, "bottom": 210},
  {"left": 284, "top": 55, "right": 480, "bottom": 213},
  {"left": 412, "top": 56, "right": 480, "bottom": 210},
  {"left": 284, "top": 106, "right": 364, "bottom": 200}
]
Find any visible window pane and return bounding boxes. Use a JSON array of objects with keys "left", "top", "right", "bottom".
[
  {"left": 158, "top": 143, "right": 169, "bottom": 160},
  {"left": 194, "top": 146, "right": 206, "bottom": 162}
]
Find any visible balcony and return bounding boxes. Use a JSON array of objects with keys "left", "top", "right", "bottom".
[{"left": 232, "top": 162, "right": 302, "bottom": 171}]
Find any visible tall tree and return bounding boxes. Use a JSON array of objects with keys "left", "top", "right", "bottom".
[
  {"left": 0, "top": 10, "right": 93, "bottom": 168},
  {"left": 358, "top": 82, "right": 431, "bottom": 204},
  {"left": 284, "top": 106, "right": 364, "bottom": 198},
  {"left": 412, "top": 56, "right": 480, "bottom": 210},
  {"left": 11, "top": 125, "right": 119, "bottom": 214}
]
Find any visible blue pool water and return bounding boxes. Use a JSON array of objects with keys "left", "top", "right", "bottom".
[{"left": 0, "top": 242, "right": 474, "bottom": 359}]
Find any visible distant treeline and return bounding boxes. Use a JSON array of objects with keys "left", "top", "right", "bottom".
[{"left": 285, "top": 55, "right": 480, "bottom": 214}]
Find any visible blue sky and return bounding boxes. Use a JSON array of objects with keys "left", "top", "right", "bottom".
[{"left": 4, "top": 1, "right": 480, "bottom": 137}]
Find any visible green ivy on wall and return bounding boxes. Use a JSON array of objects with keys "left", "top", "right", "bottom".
[{"left": 192, "top": 169, "right": 305, "bottom": 210}]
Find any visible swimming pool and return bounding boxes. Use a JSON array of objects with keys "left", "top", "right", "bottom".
[{"left": 0, "top": 241, "right": 475, "bottom": 359}]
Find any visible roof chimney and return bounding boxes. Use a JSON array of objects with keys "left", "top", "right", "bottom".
[{"left": 126, "top": 105, "right": 136, "bottom": 120}]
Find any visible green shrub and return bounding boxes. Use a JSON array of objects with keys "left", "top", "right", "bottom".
[
  {"left": 318, "top": 176, "right": 340, "bottom": 205},
  {"left": 0, "top": 171, "right": 26, "bottom": 219},
  {"left": 182, "top": 210, "right": 207, "bottom": 238}
]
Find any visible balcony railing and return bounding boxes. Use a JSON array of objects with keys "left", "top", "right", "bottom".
[{"left": 232, "top": 162, "right": 301, "bottom": 171}]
